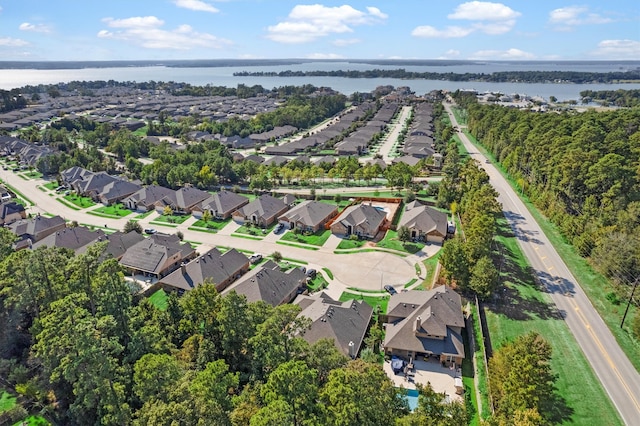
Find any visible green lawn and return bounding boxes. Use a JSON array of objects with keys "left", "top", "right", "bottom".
[
  {"left": 89, "top": 203, "right": 132, "bottom": 218},
  {"left": 483, "top": 217, "right": 622, "bottom": 425},
  {"left": 339, "top": 291, "right": 389, "bottom": 316},
  {"left": 233, "top": 223, "right": 276, "bottom": 240},
  {"left": 190, "top": 218, "right": 230, "bottom": 231},
  {"left": 376, "top": 230, "right": 424, "bottom": 254},
  {"left": 43, "top": 181, "right": 59, "bottom": 190},
  {"left": 149, "top": 289, "right": 168, "bottom": 311},
  {"left": 280, "top": 229, "right": 332, "bottom": 246},
  {"left": 0, "top": 391, "right": 17, "bottom": 412},
  {"left": 22, "top": 170, "right": 43, "bottom": 179},
  {"left": 151, "top": 214, "right": 191, "bottom": 225},
  {"left": 307, "top": 274, "right": 329, "bottom": 292},
  {"left": 63, "top": 193, "right": 96, "bottom": 208},
  {"left": 336, "top": 238, "right": 367, "bottom": 249},
  {"left": 420, "top": 252, "right": 442, "bottom": 290},
  {"left": 322, "top": 267, "right": 333, "bottom": 279},
  {"left": 136, "top": 210, "right": 155, "bottom": 219},
  {"left": 12, "top": 415, "right": 49, "bottom": 426}
]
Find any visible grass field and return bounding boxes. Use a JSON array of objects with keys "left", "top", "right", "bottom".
[
  {"left": 280, "top": 229, "right": 332, "bottom": 246},
  {"left": 483, "top": 217, "right": 623, "bottom": 425},
  {"left": 149, "top": 289, "right": 168, "bottom": 311},
  {"left": 90, "top": 203, "right": 132, "bottom": 218},
  {"left": 63, "top": 193, "right": 96, "bottom": 208},
  {"left": 420, "top": 252, "right": 442, "bottom": 290},
  {"left": 12, "top": 415, "right": 49, "bottom": 425}
]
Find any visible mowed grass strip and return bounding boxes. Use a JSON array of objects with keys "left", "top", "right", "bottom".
[
  {"left": 90, "top": 203, "right": 133, "bottom": 218},
  {"left": 279, "top": 229, "right": 332, "bottom": 246},
  {"left": 485, "top": 217, "right": 622, "bottom": 425}
]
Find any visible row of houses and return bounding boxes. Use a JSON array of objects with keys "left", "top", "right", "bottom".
[{"left": 0, "top": 136, "right": 54, "bottom": 168}]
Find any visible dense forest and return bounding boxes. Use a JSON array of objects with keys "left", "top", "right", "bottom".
[
  {"left": 233, "top": 69, "right": 640, "bottom": 84},
  {"left": 462, "top": 99, "right": 640, "bottom": 296}
]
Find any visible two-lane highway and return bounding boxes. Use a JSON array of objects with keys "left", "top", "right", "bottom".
[{"left": 444, "top": 102, "right": 640, "bottom": 425}]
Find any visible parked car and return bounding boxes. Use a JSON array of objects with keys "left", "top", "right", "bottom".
[
  {"left": 144, "top": 228, "right": 157, "bottom": 234},
  {"left": 305, "top": 268, "right": 317, "bottom": 279},
  {"left": 55, "top": 186, "right": 66, "bottom": 192},
  {"left": 249, "top": 253, "right": 263, "bottom": 264},
  {"left": 384, "top": 284, "right": 398, "bottom": 295},
  {"left": 274, "top": 223, "right": 285, "bottom": 234}
]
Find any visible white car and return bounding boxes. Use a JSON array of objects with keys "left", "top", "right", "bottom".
[{"left": 249, "top": 253, "right": 263, "bottom": 264}]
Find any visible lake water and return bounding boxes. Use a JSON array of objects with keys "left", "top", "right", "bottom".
[{"left": 1, "top": 61, "right": 639, "bottom": 102}]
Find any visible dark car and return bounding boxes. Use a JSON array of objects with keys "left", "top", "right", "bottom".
[
  {"left": 305, "top": 268, "right": 316, "bottom": 279},
  {"left": 384, "top": 285, "right": 397, "bottom": 295},
  {"left": 274, "top": 223, "right": 284, "bottom": 234}
]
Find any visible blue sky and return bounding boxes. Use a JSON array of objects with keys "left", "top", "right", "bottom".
[{"left": 0, "top": 0, "right": 638, "bottom": 61}]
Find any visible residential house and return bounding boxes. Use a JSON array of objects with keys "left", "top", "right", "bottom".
[
  {"left": 154, "top": 187, "right": 211, "bottom": 215},
  {"left": 330, "top": 203, "right": 387, "bottom": 239},
  {"left": 382, "top": 286, "right": 465, "bottom": 365},
  {"left": 232, "top": 194, "right": 289, "bottom": 227},
  {"left": 157, "top": 248, "right": 249, "bottom": 294},
  {"left": 222, "top": 260, "right": 306, "bottom": 306},
  {"left": 119, "top": 233, "right": 196, "bottom": 279},
  {"left": 97, "top": 180, "right": 142, "bottom": 205},
  {"left": 192, "top": 190, "right": 249, "bottom": 220},
  {"left": 398, "top": 200, "right": 448, "bottom": 244},
  {"left": 9, "top": 215, "right": 67, "bottom": 248},
  {"left": 32, "top": 226, "right": 106, "bottom": 254},
  {"left": 295, "top": 293, "right": 373, "bottom": 358},
  {"left": 0, "top": 201, "right": 26, "bottom": 225},
  {"left": 122, "top": 185, "right": 175, "bottom": 212},
  {"left": 278, "top": 200, "right": 338, "bottom": 233},
  {"left": 101, "top": 231, "right": 146, "bottom": 260}
]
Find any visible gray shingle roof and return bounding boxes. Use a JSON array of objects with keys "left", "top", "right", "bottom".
[
  {"left": 383, "top": 286, "right": 465, "bottom": 358},
  {"left": 222, "top": 260, "right": 305, "bottom": 306},
  {"left": 200, "top": 191, "right": 249, "bottom": 216},
  {"left": 335, "top": 203, "right": 386, "bottom": 229},
  {"left": 236, "top": 194, "right": 288, "bottom": 222},
  {"left": 295, "top": 293, "right": 373, "bottom": 356},
  {"left": 279, "top": 200, "right": 337, "bottom": 228},
  {"left": 32, "top": 226, "right": 106, "bottom": 253},
  {"left": 398, "top": 201, "right": 448, "bottom": 237},
  {"left": 160, "top": 248, "right": 249, "bottom": 292}
]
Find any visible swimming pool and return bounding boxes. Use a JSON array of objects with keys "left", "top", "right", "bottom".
[{"left": 404, "top": 388, "right": 419, "bottom": 411}]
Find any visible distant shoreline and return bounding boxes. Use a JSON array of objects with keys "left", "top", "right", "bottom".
[{"left": 0, "top": 59, "right": 639, "bottom": 70}]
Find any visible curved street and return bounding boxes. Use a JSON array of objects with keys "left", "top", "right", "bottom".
[
  {"left": 0, "top": 167, "right": 436, "bottom": 300},
  {"left": 444, "top": 102, "right": 640, "bottom": 425}
]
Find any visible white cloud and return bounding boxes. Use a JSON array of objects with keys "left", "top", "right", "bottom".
[
  {"left": 103, "top": 16, "right": 164, "bottom": 29},
  {"left": 412, "top": 25, "right": 474, "bottom": 38},
  {"left": 173, "top": 0, "right": 219, "bottom": 13},
  {"left": 412, "top": 1, "right": 520, "bottom": 39},
  {"left": 266, "top": 4, "right": 387, "bottom": 44},
  {"left": 366, "top": 6, "right": 388, "bottom": 20},
  {"left": 306, "top": 52, "right": 345, "bottom": 59},
  {"left": 19, "top": 22, "right": 52, "bottom": 33},
  {"left": 469, "top": 48, "right": 535, "bottom": 60},
  {"left": 332, "top": 38, "right": 361, "bottom": 47},
  {"left": 590, "top": 39, "right": 640, "bottom": 59},
  {"left": 0, "top": 37, "right": 29, "bottom": 47},
  {"left": 549, "top": 6, "right": 612, "bottom": 30},
  {"left": 448, "top": 1, "right": 520, "bottom": 21},
  {"left": 98, "top": 16, "right": 232, "bottom": 50}
]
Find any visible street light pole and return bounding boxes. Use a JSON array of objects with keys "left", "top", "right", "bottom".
[{"left": 620, "top": 277, "right": 639, "bottom": 329}]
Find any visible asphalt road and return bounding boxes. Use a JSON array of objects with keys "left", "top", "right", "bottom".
[{"left": 444, "top": 102, "right": 640, "bottom": 425}]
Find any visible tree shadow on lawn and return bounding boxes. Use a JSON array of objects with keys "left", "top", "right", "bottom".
[
  {"left": 543, "top": 389, "right": 575, "bottom": 425},
  {"left": 486, "top": 218, "right": 564, "bottom": 322}
]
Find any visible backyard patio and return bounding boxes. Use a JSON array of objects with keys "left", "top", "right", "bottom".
[{"left": 383, "top": 356, "right": 463, "bottom": 402}]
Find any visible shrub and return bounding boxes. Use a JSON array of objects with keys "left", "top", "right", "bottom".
[
  {"left": 349, "top": 234, "right": 359, "bottom": 241},
  {"left": 606, "top": 292, "right": 621, "bottom": 305}
]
